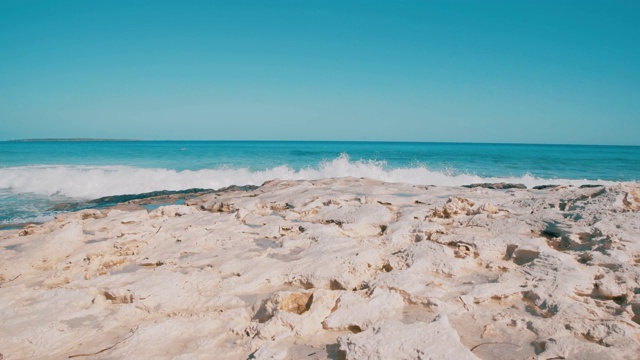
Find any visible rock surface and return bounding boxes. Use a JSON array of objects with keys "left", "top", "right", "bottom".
[
  {"left": 337, "top": 315, "right": 479, "bottom": 360},
  {"left": 462, "top": 183, "right": 527, "bottom": 190},
  {"left": 0, "top": 178, "right": 639, "bottom": 359}
]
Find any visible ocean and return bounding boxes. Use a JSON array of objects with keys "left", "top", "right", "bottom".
[{"left": 1, "top": 140, "right": 639, "bottom": 225}]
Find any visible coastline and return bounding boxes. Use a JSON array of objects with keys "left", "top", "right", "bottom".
[
  {"left": 1, "top": 177, "right": 639, "bottom": 359},
  {"left": 1, "top": 182, "right": 611, "bottom": 229}
]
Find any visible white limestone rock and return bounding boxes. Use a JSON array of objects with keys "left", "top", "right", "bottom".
[
  {"left": 1, "top": 179, "right": 639, "bottom": 359},
  {"left": 337, "top": 315, "right": 479, "bottom": 360},
  {"left": 322, "top": 288, "right": 405, "bottom": 331},
  {"left": 149, "top": 205, "right": 197, "bottom": 218}
]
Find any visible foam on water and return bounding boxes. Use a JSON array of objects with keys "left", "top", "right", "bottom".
[
  {"left": 0, "top": 154, "right": 618, "bottom": 201},
  {"left": 3, "top": 141, "right": 638, "bottom": 225},
  {"left": 0, "top": 189, "right": 62, "bottom": 225}
]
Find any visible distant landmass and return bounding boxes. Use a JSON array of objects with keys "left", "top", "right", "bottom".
[{"left": 8, "top": 138, "right": 141, "bottom": 142}]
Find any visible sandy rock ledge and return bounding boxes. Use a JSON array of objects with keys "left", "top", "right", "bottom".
[{"left": 1, "top": 178, "right": 639, "bottom": 359}]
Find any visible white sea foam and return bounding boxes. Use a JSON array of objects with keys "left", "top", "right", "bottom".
[
  {"left": 0, "top": 214, "right": 56, "bottom": 225},
  {"left": 0, "top": 154, "right": 620, "bottom": 199}
]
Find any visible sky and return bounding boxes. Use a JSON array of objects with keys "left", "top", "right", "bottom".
[{"left": 0, "top": 1, "right": 638, "bottom": 145}]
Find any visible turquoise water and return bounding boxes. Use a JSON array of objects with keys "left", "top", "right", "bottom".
[{"left": 1, "top": 141, "right": 639, "bottom": 224}]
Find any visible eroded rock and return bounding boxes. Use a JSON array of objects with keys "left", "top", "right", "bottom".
[
  {"left": 1, "top": 179, "right": 639, "bottom": 359},
  {"left": 337, "top": 315, "right": 479, "bottom": 360}
]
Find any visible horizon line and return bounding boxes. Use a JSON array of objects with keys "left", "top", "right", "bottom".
[{"left": 3, "top": 138, "right": 639, "bottom": 147}]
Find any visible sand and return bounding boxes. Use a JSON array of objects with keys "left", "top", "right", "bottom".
[{"left": 1, "top": 178, "right": 639, "bottom": 359}]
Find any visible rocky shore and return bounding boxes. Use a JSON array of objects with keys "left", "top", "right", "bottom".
[{"left": 1, "top": 178, "right": 639, "bottom": 359}]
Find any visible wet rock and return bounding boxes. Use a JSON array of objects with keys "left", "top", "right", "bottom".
[
  {"left": 462, "top": 183, "right": 527, "bottom": 190},
  {"left": 533, "top": 184, "right": 562, "bottom": 190}
]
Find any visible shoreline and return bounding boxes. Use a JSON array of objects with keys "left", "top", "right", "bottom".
[
  {"left": 1, "top": 181, "right": 617, "bottom": 229},
  {"left": 1, "top": 178, "right": 639, "bottom": 359}
]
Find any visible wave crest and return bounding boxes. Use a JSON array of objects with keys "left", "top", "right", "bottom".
[{"left": 0, "top": 154, "right": 615, "bottom": 199}]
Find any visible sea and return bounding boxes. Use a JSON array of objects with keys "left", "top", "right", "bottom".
[{"left": 1, "top": 140, "right": 639, "bottom": 226}]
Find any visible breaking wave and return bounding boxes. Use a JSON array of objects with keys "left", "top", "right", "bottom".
[{"left": 0, "top": 154, "right": 619, "bottom": 200}]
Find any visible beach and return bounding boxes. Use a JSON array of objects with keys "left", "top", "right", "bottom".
[
  {"left": 1, "top": 178, "right": 639, "bottom": 359},
  {"left": 3, "top": 0, "right": 639, "bottom": 358}
]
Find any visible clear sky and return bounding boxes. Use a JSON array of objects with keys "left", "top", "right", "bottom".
[{"left": 1, "top": 1, "right": 638, "bottom": 144}]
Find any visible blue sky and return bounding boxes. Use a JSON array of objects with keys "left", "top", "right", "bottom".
[{"left": 1, "top": 1, "right": 638, "bottom": 144}]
